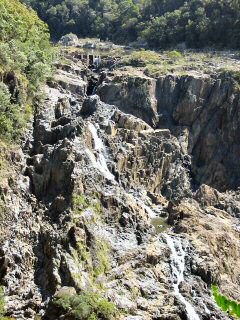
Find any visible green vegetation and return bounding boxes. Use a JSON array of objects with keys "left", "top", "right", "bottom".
[
  {"left": 0, "top": 83, "right": 31, "bottom": 141},
  {"left": 0, "top": 286, "right": 12, "bottom": 320},
  {"left": 0, "top": 0, "right": 53, "bottom": 142},
  {"left": 0, "top": 287, "right": 5, "bottom": 317},
  {"left": 74, "top": 235, "right": 110, "bottom": 281},
  {"left": 71, "top": 231, "right": 110, "bottom": 295},
  {"left": 121, "top": 50, "right": 161, "bottom": 67},
  {"left": 22, "top": 0, "right": 240, "bottom": 49},
  {"left": 151, "top": 217, "right": 169, "bottom": 234},
  {"left": 166, "top": 50, "right": 183, "bottom": 60},
  {"left": 53, "top": 291, "right": 118, "bottom": 320},
  {"left": 94, "top": 239, "right": 110, "bottom": 277},
  {"left": 115, "top": 49, "right": 240, "bottom": 80},
  {"left": 212, "top": 285, "right": 240, "bottom": 318},
  {"left": 71, "top": 236, "right": 111, "bottom": 308},
  {"left": 72, "top": 193, "right": 110, "bottom": 280},
  {"left": 73, "top": 194, "right": 89, "bottom": 215},
  {"left": 72, "top": 193, "right": 102, "bottom": 217}
]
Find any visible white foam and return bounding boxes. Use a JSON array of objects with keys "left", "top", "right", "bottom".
[
  {"left": 165, "top": 234, "right": 200, "bottom": 320},
  {"left": 86, "top": 123, "right": 115, "bottom": 180},
  {"left": 136, "top": 198, "right": 156, "bottom": 218}
]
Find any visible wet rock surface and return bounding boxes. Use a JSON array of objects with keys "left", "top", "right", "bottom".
[{"left": 0, "top": 51, "right": 239, "bottom": 320}]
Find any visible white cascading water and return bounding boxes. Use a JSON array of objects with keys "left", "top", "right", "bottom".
[
  {"left": 136, "top": 198, "right": 156, "bottom": 218},
  {"left": 165, "top": 234, "right": 200, "bottom": 320},
  {"left": 86, "top": 123, "right": 115, "bottom": 180}
]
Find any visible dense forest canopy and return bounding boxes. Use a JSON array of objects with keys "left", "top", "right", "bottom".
[
  {"left": 22, "top": 0, "right": 240, "bottom": 49},
  {"left": 0, "top": 0, "right": 53, "bottom": 140}
]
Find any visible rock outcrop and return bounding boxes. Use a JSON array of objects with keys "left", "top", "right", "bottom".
[
  {"left": 0, "top": 50, "right": 240, "bottom": 320},
  {"left": 98, "top": 71, "right": 240, "bottom": 191}
]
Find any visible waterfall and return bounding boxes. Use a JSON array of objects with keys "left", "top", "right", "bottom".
[
  {"left": 86, "top": 123, "right": 115, "bottom": 181},
  {"left": 165, "top": 234, "right": 200, "bottom": 320},
  {"left": 136, "top": 198, "right": 156, "bottom": 218},
  {"left": 88, "top": 123, "right": 105, "bottom": 151}
]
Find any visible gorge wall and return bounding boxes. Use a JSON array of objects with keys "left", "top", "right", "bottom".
[
  {"left": 0, "top": 51, "right": 240, "bottom": 320},
  {"left": 97, "top": 71, "right": 240, "bottom": 191}
]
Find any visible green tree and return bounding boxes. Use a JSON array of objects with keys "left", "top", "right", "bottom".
[
  {"left": 21, "top": 0, "right": 240, "bottom": 48},
  {"left": 0, "top": 0, "right": 53, "bottom": 141}
]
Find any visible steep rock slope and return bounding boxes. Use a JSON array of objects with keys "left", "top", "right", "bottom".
[
  {"left": 0, "top": 53, "right": 240, "bottom": 320},
  {"left": 98, "top": 70, "right": 240, "bottom": 191}
]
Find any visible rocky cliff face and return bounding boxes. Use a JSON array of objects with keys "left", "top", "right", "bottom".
[
  {"left": 98, "top": 71, "right": 240, "bottom": 191},
  {"left": 0, "top": 52, "right": 240, "bottom": 320}
]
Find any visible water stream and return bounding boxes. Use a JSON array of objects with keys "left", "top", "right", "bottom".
[
  {"left": 86, "top": 122, "right": 199, "bottom": 318},
  {"left": 165, "top": 234, "right": 200, "bottom": 320},
  {"left": 86, "top": 123, "right": 115, "bottom": 180},
  {"left": 136, "top": 198, "right": 156, "bottom": 218}
]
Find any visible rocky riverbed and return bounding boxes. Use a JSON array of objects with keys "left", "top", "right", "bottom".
[{"left": 0, "top": 49, "right": 240, "bottom": 320}]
